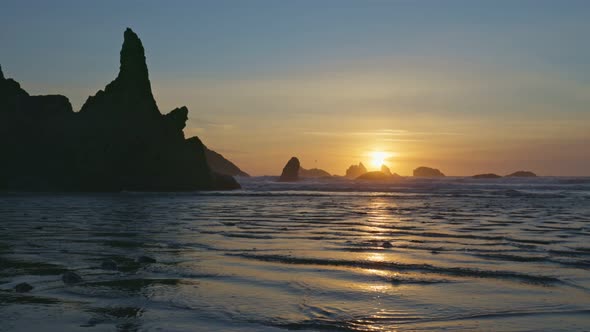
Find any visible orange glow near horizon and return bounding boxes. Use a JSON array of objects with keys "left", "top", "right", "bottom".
[{"left": 368, "top": 151, "right": 395, "bottom": 170}]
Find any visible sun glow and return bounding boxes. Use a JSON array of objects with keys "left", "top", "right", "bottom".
[{"left": 369, "top": 151, "right": 389, "bottom": 169}]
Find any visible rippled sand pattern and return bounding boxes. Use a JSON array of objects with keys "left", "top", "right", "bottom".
[{"left": 1, "top": 178, "right": 590, "bottom": 331}]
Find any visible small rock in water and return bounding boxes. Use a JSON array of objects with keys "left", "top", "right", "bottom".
[
  {"left": 80, "top": 317, "right": 103, "bottom": 328},
  {"left": 62, "top": 271, "right": 83, "bottom": 284},
  {"left": 100, "top": 259, "right": 118, "bottom": 270},
  {"left": 137, "top": 256, "right": 156, "bottom": 264},
  {"left": 15, "top": 282, "right": 33, "bottom": 293},
  {"left": 382, "top": 241, "right": 393, "bottom": 248}
]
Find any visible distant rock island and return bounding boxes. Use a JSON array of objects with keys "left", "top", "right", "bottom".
[
  {"left": 506, "top": 171, "right": 537, "bottom": 177},
  {"left": 299, "top": 168, "right": 331, "bottom": 178},
  {"left": 356, "top": 171, "right": 401, "bottom": 181},
  {"left": 204, "top": 147, "right": 249, "bottom": 177},
  {"left": 276, "top": 157, "right": 331, "bottom": 180},
  {"left": 0, "top": 28, "right": 239, "bottom": 191},
  {"left": 413, "top": 166, "right": 445, "bottom": 177},
  {"left": 473, "top": 173, "right": 502, "bottom": 179},
  {"left": 356, "top": 164, "right": 401, "bottom": 181},
  {"left": 279, "top": 157, "right": 300, "bottom": 182},
  {"left": 346, "top": 162, "right": 368, "bottom": 178}
]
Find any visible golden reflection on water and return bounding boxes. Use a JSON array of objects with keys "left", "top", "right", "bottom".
[{"left": 366, "top": 252, "right": 386, "bottom": 262}]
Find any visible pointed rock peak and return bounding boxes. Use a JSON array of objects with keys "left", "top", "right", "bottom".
[
  {"left": 279, "top": 157, "right": 300, "bottom": 182},
  {"left": 118, "top": 28, "right": 149, "bottom": 82},
  {"left": 164, "top": 106, "right": 189, "bottom": 131},
  {"left": 80, "top": 28, "right": 159, "bottom": 116}
]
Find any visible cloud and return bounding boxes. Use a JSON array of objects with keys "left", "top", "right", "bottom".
[
  {"left": 350, "top": 129, "right": 409, "bottom": 136},
  {"left": 303, "top": 129, "right": 460, "bottom": 138},
  {"left": 381, "top": 138, "right": 423, "bottom": 142},
  {"left": 187, "top": 117, "right": 236, "bottom": 133}
]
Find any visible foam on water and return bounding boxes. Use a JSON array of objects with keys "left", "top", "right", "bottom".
[{"left": 1, "top": 176, "right": 589, "bottom": 331}]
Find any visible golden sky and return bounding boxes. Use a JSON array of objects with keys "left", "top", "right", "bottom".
[{"left": 152, "top": 64, "right": 590, "bottom": 176}]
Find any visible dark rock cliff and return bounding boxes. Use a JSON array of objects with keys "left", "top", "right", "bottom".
[
  {"left": 205, "top": 147, "right": 249, "bottom": 177},
  {"left": 0, "top": 29, "right": 239, "bottom": 191},
  {"left": 279, "top": 157, "right": 300, "bottom": 182}
]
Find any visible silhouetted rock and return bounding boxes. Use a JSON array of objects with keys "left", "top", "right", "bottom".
[
  {"left": 382, "top": 241, "right": 393, "bottom": 248},
  {"left": 164, "top": 106, "right": 189, "bottom": 134},
  {"left": 299, "top": 168, "right": 331, "bottom": 178},
  {"left": 473, "top": 173, "right": 501, "bottom": 179},
  {"left": 62, "top": 271, "right": 83, "bottom": 284},
  {"left": 345, "top": 162, "right": 367, "bottom": 178},
  {"left": 0, "top": 28, "right": 239, "bottom": 191},
  {"left": 413, "top": 166, "right": 445, "bottom": 177},
  {"left": 137, "top": 255, "right": 156, "bottom": 264},
  {"left": 212, "top": 172, "right": 241, "bottom": 190},
  {"left": 205, "top": 147, "right": 249, "bottom": 177},
  {"left": 279, "top": 157, "right": 300, "bottom": 182},
  {"left": 15, "top": 282, "right": 33, "bottom": 293},
  {"left": 381, "top": 165, "right": 392, "bottom": 176},
  {"left": 0, "top": 64, "right": 75, "bottom": 190},
  {"left": 506, "top": 171, "right": 537, "bottom": 177},
  {"left": 356, "top": 171, "right": 402, "bottom": 181}
]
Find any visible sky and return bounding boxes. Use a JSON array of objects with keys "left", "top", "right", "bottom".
[{"left": 1, "top": 0, "right": 589, "bottom": 176}]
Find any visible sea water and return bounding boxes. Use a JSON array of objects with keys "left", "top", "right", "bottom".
[{"left": 1, "top": 177, "right": 589, "bottom": 331}]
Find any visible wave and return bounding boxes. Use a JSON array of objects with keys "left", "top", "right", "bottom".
[
  {"left": 229, "top": 253, "right": 563, "bottom": 285},
  {"left": 272, "top": 308, "right": 590, "bottom": 331}
]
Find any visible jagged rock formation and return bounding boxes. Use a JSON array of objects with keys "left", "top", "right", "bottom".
[
  {"left": 473, "top": 173, "right": 501, "bottom": 179},
  {"left": 0, "top": 65, "right": 76, "bottom": 190},
  {"left": 381, "top": 164, "right": 392, "bottom": 176},
  {"left": 0, "top": 28, "right": 239, "bottom": 191},
  {"left": 506, "top": 171, "right": 537, "bottom": 177},
  {"left": 413, "top": 166, "right": 445, "bottom": 177},
  {"left": 299, "top": 168, "right": 331, "bottom": 178},
  {"left": 204, "top": 147, "right": 249, "bottom": 177},
  {"left": 345, "top": 162, "right": 367, "bottom": 178},
  {"left": 279, "top": 157, "right": 300, "bottom": 182}
]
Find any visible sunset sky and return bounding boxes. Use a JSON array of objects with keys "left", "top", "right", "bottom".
[{"left": 2, "top": 0, "right": 589, "bottom": 176}]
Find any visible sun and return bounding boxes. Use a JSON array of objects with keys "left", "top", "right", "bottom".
[{"left": 369, "top": 151, "right": 389, "bottom": 168}]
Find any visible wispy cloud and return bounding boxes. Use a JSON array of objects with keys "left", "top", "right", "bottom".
[
  {"left": 350, "top": 129, "right": 409, "bottom": 136},
  {"left": 187, "top": 118, "right": 236, "bottom": 132},
  {"left": 303, "top": 129, "right": 460, "bottom": 138},
  {"left": 381, "top": 138, "right": 423, "bottom": 142}
]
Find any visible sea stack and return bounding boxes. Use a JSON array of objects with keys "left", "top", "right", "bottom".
[
  {"left": 506, "top": 171, "right": 537, "bottom": 177},
  {"left": 279, "top": 157, "right": 300, "bottom": 182},
  {"left": 299, "top": 168, "right": 331, "bottom": 178},
  {"left": 0, "top": 28, "right": 240, "bottom": 191},
  {"left": 346, "top": 162, "right": 367, "bottom": 178},
  {"left": 413, "top": 166, "right": 445, "bottom": 177},
  {"left": 204, "top": 147, "right": 250, "bottom": 177}
]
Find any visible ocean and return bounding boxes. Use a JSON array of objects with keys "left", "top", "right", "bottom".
[{"left": 1, "top": 176, "right": 589, "bottom": 331}]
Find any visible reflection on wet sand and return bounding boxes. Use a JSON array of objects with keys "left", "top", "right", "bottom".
[{"left": 1, "top": 177, "right": 590, "bottom": 331}]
